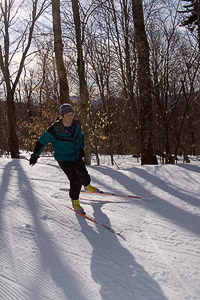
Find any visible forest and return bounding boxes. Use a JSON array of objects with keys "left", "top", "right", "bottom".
[{"left": 0, "top": 0, "right": 200, "bottom": 165}]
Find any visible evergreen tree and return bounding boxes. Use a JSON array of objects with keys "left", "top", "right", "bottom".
[{"left": 179, "top": 0, "right": 200, "bottom": 48}]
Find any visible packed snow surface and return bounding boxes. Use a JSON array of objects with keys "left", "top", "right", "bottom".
[{"left": 0, "top": 155, "right": 200, "bottom": 300}]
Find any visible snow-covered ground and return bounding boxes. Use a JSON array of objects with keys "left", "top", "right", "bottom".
[{"left": 0, "top": 155, "right": 200, "bottom": 300}]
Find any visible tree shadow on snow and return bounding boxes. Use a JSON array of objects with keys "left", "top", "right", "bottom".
[
  {"left": 90, "top": 166, "right": 200, "bottom": 237},
  {"left": 176, "top": 163, "right": 200, "bottom": 174},
  {"left": 76, "top": 202, "right": 167, "bottom": 300},
  {"left": 0, "top": 159, "right": 86, "bottom": 300},
  {"left": 131, "top": 167, "right": 200, "bottom": 236}
]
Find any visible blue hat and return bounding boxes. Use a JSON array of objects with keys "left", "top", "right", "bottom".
[{"left": 60, "top": 103, "right": 74, "bottom": 116}]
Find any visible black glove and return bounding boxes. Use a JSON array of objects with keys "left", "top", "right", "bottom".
[
  {"left": 79, "top": 149, "right": 85, "bottom": 158},
  {"left": 29, "top": 154, "right": 39, "bottom": 166}
]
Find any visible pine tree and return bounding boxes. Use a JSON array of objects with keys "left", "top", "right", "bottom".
[{"left": 179, "top": 0, "right": 200, "bottom": 48}]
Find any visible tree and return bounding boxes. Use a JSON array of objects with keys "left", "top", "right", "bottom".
[
  {"left": 132, "top": 0, "right": 157, "bottom": 164},
  {"left": 0, "top": 0, "right": 48, "bottom": 157},
  {"left": 52, "top": 0, "right": 70, "bottom": 103},
  {"left": 147, "top": 0, "right": 200, "bottom": 162},
  {"left": 179, "top": 0, "right": 200, "bottom": 49},
  {"left": 71, "top": 0, "right": 91, "bottom": 164}
]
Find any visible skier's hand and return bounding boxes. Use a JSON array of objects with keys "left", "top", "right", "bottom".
[{"left": 29, "top": 154, "right": 39, "bottom": 166}]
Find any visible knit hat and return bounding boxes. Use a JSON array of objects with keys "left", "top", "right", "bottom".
[{"left": 60, "top": 103, "right": 74, "bottom": 116}]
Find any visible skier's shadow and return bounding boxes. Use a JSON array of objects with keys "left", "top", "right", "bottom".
[
  {"left": 76, "top": 202, "right": 167, "bottom": 300},
  {"left": 0, "top": 160, "right": 86, "bottom": 300}
]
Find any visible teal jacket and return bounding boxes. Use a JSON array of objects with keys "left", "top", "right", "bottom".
[{"left": 33, "top": 119, "right": 84, "bottom": 162}]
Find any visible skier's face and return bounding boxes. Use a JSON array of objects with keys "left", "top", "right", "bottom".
[{"left": 63, "top": 112, "right": 74, "bottom": 126}]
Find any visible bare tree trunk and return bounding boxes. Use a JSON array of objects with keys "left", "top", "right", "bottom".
[
  {"left": 7, "top": 87, "right": 20, "bottom": 158},
  {"left": 132, "top": 0, "right": 157, "bottom": 165},
  {"left": 109, "top": 0, "right": 137, "bottom": 114},
  {"left": 52, "top": 0, "right": 70, "bottom": 104},
  {"left": 71, "top": 0, "right": 91, "bottom": 165},
  {"left": 0, "top": 0, "right": 48, "bottom": 158},
  {"left": 0, "top": 36, "right": 19, "bottom": 157}
]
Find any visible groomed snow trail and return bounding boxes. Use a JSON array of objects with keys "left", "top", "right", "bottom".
[{"left": 0, "top": 156, "right": 200, "bottom": 300}]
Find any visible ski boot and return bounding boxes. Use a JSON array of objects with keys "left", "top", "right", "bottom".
[
  {"left": 85, "top": 184, "right": 100, "bottom": 193},
  {"left": 72, "top": 199, "right": 85, "bottom": 215}
]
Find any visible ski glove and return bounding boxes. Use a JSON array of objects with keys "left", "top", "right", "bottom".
[
  {"left": 29, "top": 154, "right": 39, "bottom": 166},
  {"left": 79, "top": 149, "right": 85, "bottom": 158}
]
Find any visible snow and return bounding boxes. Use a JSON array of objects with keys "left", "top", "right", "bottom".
[{"left": 0, "top": 154, "right": 200, "bottom": 300}]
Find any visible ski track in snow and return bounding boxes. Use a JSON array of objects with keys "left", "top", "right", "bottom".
[{"left": 0, "top": 156, "right": 200, "bottom": 299}]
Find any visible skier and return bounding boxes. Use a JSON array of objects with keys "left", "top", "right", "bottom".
[{"left": 29, "top": 103, "right": 99, "bottom": 214}]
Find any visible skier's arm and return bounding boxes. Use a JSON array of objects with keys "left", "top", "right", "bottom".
[
  {"left": 34, "top": 130, "right": 53, "bottom": 156},
  {"left": 29, "top": 130, "right": 53, "bottom": 166}
]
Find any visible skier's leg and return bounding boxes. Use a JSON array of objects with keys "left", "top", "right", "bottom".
[
  {"left": 58, "top": 161, "right": 81, "bottom": 200},
  {"left": 74, "top": 157, "right": 100, "bottom": 192},
  {"left": 74, "top": 157, "right": 91, "bottom": 186}
]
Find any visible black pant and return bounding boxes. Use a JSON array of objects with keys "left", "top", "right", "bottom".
[{"left": 58, "top": 157, "right": 91, "bottom": 200}]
